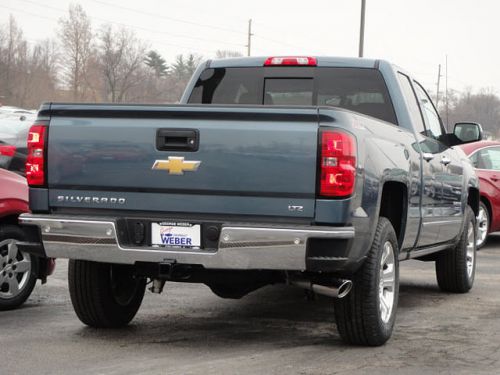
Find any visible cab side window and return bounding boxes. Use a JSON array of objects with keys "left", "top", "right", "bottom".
[
  {"left": 412, "top": 81, "right": 448, "bottom": 154},
  {"left": 397, "top": 73, "right": 425, "bottom": 135},
  {"left": 413, "top": 81, "right": 444, "bottom": 140}
]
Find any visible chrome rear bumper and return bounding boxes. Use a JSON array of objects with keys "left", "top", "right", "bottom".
[{"left": 19, "top": 214, "right": 354, "bottom": 270}]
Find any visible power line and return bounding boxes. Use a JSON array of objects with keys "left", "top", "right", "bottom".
[
  {"left": 81, "top": 0, "right": 309, "bottom": 53},
  {"left": 252, "top": 34, "right": 306, "bottom": 50},
  {"left": 87, "top": 0, "right": 310, "bottom": 52},
  {"left": 250, "top": 17, "right": 320, "bottom": 50},
  {"left": 11, "top": 0, "right": 320, "bottom": 55},
  {"left": 0, "top": 4, "right": 215, "bottom": 54},
  {"left": 0, "top": 4, "right": 59, "bottom": 22},
  {"left": 88, "top": 0, "right": 247, "bottom": 36},
  {"left": 16, "top": 0, "right": 244, "bottom": 48}
]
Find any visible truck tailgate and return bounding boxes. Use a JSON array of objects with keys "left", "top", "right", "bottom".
[{"left": 46, "top": 105, "right": 320, "bottom": 218}]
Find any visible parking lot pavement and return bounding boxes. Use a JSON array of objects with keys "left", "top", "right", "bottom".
[{"left": 2, "top": 236, "right": 500, "bottom": 375}]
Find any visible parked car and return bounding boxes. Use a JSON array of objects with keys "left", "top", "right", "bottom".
[
  {"left": 460, "top": 140, "right": 500, "bottom": 248},
  {"left": 0, "top": 105, "right": 36, "bottom": 116},
  {"left": 0, "top": 114, "right": 34, "bottom": 175},
  {"left": 0, "top": 168, "right": 54, "bottom": 310}
]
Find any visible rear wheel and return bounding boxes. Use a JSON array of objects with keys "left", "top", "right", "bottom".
[
  {"left": 476, "top": 201, "right": 489, "bottom": 249},
  {"left": 0, "top": 225, "right": 38, "bottom": 311},
  {"left": 435, "top": 206, "right": 476, "bottom": 293},
  {"left": 334, "top": 217, "right": 399, "bottom": 346},
  {"left": 68, "top": 260, "right": 146, "bottom": 328}
]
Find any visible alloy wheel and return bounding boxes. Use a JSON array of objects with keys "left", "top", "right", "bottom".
[
  {"left": 477, "top": 205, "right": 488, "bottom": 247},
  {"left": 0, "top": 239, "right": 32, "bottom": 299},
  {"left": 379, "top": 241, "right": 396, "bottom": 324},
  {"left": 466, "top": 222, "right": 476, "bottom": 279}
]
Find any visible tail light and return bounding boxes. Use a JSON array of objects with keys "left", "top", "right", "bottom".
[
  {"left": 0, "top": 145, "right": 16, "bottom": 157},
  {"left": 26, "top": 123, "right": 47, "bottom": 186},
  {"left": 264, "top": 56, "right": 317, "bottom": 66},
  {"left": 319, "top": 130, "right": 357, "bottom": 198}
]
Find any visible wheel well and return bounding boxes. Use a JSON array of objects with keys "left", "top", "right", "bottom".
[
  {"left": 379, "top": 181, "right": 407, "bottom": 247},
  {"left": 0, "top": 214, "right": 21, "bottom": 227},
  {"left": 468, "top": 187, "right": 480, "bottom": 217}
]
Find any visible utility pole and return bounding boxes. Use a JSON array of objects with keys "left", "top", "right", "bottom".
[
  {"left": 435, "top": 64, "right": 442, "bottom": 110},
  {"left": 246, "top": 19, "right": 253, "bottom": 57},
  {"left": 358, "top": 0, "right": 366, "bottom": 57},
  {"left": 445, "top": 55, "right": 449, "bottom": 131}
]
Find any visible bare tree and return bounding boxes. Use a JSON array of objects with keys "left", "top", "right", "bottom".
[
  {"left": 0, "top": 16, "right": 27, "bottom": 105},
  {"left": 58, "top": 4, "right": 94, "bottom": 101},
  {"left": 98, "top": 25, "right": 147, "bottom": 102},
  {"left": 445, "top": 88, "right": 500, "bottom": 139},
  {"left": 25, "top": 39, "right": 60, "bottom": 107},
  {"left": 215, "top": 50, "right": 243, "bottom": 59},
  {"left": 0, "top": 15, "right": 61, "bottom": 108}
]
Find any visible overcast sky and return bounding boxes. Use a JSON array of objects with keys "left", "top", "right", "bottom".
[{"left": 1, "top": 0, "right": 499, "bottom": 96}]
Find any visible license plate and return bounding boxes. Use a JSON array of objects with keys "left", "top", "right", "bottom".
[{"left": 151, "top": 222, "right": 201, "bottom": 248}]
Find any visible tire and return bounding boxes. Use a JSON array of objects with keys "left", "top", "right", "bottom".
[
  {"left": 0, "top": 225, "right": 38, "bottom": 311},
  {"left": 334, "top": 217, "right": 399, "bottom": 346},
  {"left": 68, "top": 260, "right": 146, "bottom": 328},
  {"left": 435, "top": 206, "right": 476, "bottom": 293},
  {"left": 476, "top": 201, "right": 489, "bottom": 250}
]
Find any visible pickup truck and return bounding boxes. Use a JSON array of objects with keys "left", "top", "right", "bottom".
[{"left": 19, "top": 56, "right": 481, "bottom": 346}]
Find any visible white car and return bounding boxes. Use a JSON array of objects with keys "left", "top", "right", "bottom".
[{"left": 0, "top": 106, "right": 36, "bottom": 119}]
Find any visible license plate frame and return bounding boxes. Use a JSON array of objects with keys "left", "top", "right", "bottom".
[{"left": 151, "top": 222, "right": 201, "bottom": 248}]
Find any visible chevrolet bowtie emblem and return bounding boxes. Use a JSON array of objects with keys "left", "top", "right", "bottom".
[{"left": 152, "top": 157, "right": 201, "bottom": 175}]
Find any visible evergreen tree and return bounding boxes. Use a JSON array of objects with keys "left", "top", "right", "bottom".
[
  {"left": 171, "top": 54, "right": 201, "bottom": 81},
  {"left": 144, "top": 50, "right": 168, "bottom": 77}
]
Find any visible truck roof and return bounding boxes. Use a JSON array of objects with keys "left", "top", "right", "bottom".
[{"left": 208, "top": 56, "right": 388, "bottom": 69}]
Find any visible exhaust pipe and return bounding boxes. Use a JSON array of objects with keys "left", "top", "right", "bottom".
[{"left": 291, "top": 279, "right": 352, "bottom": 299}]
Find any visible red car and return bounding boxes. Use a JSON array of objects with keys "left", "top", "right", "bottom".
[
  {"left": 460, "top": 140, "right": 500, "bottom": 248},
  {"left": 0, "top": 168, "right": 54, "bottom": 309}
]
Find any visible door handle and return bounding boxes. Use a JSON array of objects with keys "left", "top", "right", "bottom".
[
  {"left": 491, "top": 175, "right": 499, "bottom": 182},
  {"left": 156, "top": 129, "right": 199, "bottom": 152},
  {"left": 440, "top": 156, "right": 451, "bottom": 166},
  {"left": 422, "top": 153, "right": 434, "bottom": 162}
]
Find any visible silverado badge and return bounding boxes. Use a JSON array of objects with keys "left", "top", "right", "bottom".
[{"left": 152, "top": 157, "right": 201, "bottom": 175}]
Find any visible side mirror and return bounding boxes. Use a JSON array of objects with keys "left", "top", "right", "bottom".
[{"left": 453, "top": 122, "right": 483, "bottom": 144}]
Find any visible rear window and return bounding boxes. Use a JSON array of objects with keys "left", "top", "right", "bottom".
[{"left": 188, "top": 67, "right": 397, "bottom": 124}]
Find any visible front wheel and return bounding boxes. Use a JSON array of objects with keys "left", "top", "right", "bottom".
[
  {"left": 68, "top": 260, "right": 146, "bottom": 328},
  {"left": 435, "top": 206, "right": 476, "bottom": 293},
  {"left": 334, "top": 217, "right": 399, "bottom": 346}
]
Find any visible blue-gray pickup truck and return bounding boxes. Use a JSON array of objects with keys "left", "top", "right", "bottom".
[{"left": 19, "top": 56, "right": 482, "bottom": 346}]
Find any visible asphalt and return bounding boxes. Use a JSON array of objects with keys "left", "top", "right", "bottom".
[{"left": 2, "top": 235, "right": 500, "bottom": 375}]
